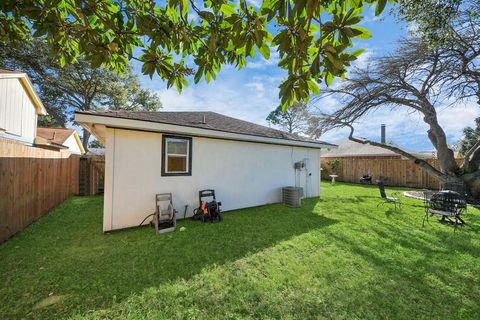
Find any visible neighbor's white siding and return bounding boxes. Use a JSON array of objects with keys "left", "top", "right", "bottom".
[
  {"left": 0, "top": 78, "right": 37, "bottom": 142},
  {"left": 62, "top": 134, "right": 83, "bottom": 154},
  {"left": 103, "top": 128, "right": 321, "bottom": 231}
]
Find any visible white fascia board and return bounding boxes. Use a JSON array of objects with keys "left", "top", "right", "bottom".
[
  {"left": 0, "top": 72, "right": 47, "bottom": 115},
  {"left": 75, "top": 113, "right": 334, "bottom": 149},
  {"left": 20, "top": 76, "right": 47, "bottom": 115}
]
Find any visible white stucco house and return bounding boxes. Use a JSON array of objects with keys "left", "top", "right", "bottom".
[
  {"left": 36, "top": 127, "right": 85, "bottom": 155},
  {"left": 75, "top": 110, "right": 336, "bottom": 232},
  {"left": 0, "top": 69, "right": 47, "bottom": 144}
]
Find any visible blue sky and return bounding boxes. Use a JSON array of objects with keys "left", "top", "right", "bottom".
[{"left": 134, "top": 3, "right": 478, "bottom": 152}]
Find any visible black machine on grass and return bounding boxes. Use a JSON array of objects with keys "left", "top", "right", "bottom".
[
  {"left": 360, "top": 174, "right": 372, "bottom": 184},
  {"left": 192, "top": 189, "right": 222, "bottom": 223}
]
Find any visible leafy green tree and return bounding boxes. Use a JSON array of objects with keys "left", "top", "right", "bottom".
[
  {"left": 88, "top": 139, "right": 105, "bottom": 149},
  {"left": 0, "top": 0, "right": 390, "bottom": 109},
  {"left": 326, "top": 159, "right": 341, "bottom": 175},
  {"left": 396, "top": 1, "right": 480, "bottom": 105},
  {"left": 396, "top": 0, "right": 479, "bottom": 44},
  {"left": 266, "top": 102, "right": 310, "bottom": 134},
  {"left": 0, "top": 39, "right": 162, "bottom": 150},
  {"left": 458, "top": 118, "right": 480, "bottom": 156}
]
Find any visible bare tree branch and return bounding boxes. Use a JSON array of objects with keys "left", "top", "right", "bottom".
[
  {"left": 309, "top": 36, "right": 477, "bottom": 187},
  {"left": 344, "top": 124, "right": 448, "bottom": 181}
]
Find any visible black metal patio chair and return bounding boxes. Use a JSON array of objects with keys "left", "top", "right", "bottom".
[{"left": 377, "top": 180, "right": 402, "bottom": 210}]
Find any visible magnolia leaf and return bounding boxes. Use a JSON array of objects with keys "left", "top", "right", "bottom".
[
  {"left": 325, "top": 73, "right": 334, "bottom": 86},
  {"left": 325, "top": 52, "right": 343, "bottom": 70},
  {"left": 259, "top": 43, "right": 270, "bottom": 59},
  {"left": 351, "top": 48, "right": 365, "bottom": 57},
  {"left": 307, "top": 80, "right": 320, "bottom": 95},
  {"left": 220, "top": 4, "right": 236, "bottom": 16},
  {"left": 351, "top": 26, "right": 372, "bottom": 39},
  {"left": 375, "top": 0, "right": 387, "bottom": 16}
]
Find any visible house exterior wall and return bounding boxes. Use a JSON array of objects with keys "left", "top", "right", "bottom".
[
  {"left": 63, "top": 134, "right": 83, "bottom": 155},
  {"left": 0, "top": 78, "right": 37, "bottom": 143},
  {"left": 103, "top": 128, "right": 321, "bottom": 231}
]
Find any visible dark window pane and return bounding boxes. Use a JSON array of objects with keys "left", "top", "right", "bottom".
[{"left": 167, "top": 156, "right": 187, "bottom": 172}]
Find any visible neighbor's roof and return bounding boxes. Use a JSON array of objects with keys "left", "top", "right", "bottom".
[
  {"left": 322, "top": 139, "right": 432, "bottom": 159},
  {"left": 86, "top": 147, "right": 105, "bottom": 157},
  {"left": 75, "top": 110, "right": 336, "bottom": 148},
  {"left": 36, "top": 127, "right": 85, "bottom": 154},
  {"left": 0, "top": 69, "right": 47, "bottom": 115},
  {"left": 36, "top": 127, "right": 76, "bottom": 144}
]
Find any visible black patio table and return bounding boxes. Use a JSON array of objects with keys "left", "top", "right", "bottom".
[{"left": 423, "top": 190, "right": 467, "bottom": 228}]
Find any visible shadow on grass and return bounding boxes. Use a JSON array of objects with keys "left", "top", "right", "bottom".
[
  {"left": 77, "top": 183, "right": 480, "bottom": 319},
  {"left": 318, "top": 204, "right": 480, "bottom": 318},
  {"left": 0, "top": 196, "right": 336, "bottom": 319}
]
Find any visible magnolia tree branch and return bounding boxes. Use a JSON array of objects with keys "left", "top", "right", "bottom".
[{"left": 344, "top": 123, "right": 448, "bottom": 181}]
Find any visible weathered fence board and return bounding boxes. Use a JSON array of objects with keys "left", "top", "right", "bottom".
[
  {"left": 79, "top": 157, "right": 105, "bottom": 196},
  {"left": 0, "top": 137, "right": 79, "bottom": 243},
  {"left": 321, "top": 157, "right": 463, "bottom": 190}
]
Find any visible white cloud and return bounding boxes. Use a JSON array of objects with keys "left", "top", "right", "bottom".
[
  {"left": 247, "top": 0, "right": 262, "bottom": 8},
  {"left": 245, "top": 80, "right": 265, "bottom": 96},
  {"left": 352, "top": 49, "right": 374, "bottom": 70},
  {"left": 437, "top": 101, "right": 478, "bottom": 142},
  {"left": 359, "top": 14, "right": 384, "bottom": 26},
  {"left": 157, "top": 73, "right": 281, "bottom": 126},
  {"left": 246, "top": 51, "right": 280, "bottom": 69}
]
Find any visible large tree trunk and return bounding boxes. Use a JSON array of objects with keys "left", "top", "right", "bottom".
[
  {"left": 82, "top": 128, "right": 90, "bottom": 152},
  {"left": 460, "top": 144, "right": 480, "bottom": 199},
  {"left": 422, "top": 106, "right": 459, "bottom": 175},
  {"left": 461, "top": 173, "right": 480, "bottom": 200}
]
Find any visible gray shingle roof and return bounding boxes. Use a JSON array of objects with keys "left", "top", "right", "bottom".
[
  {"left": 322, "top": 139, "right": 433, "bottom": 159},
  {"left": 37, "top": 127, "right": 75, "bottom": 144},
  {"left": 76, "top": 110, "right": 336, "bottom": 146}
]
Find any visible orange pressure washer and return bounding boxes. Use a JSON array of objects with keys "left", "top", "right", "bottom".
[{"left": 192, "top": 189, "right": 222, "bottom": 223}]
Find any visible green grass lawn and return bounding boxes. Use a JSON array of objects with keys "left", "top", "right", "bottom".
[{"left": 1, "top": 183, "right": 479, "bottom": 319}]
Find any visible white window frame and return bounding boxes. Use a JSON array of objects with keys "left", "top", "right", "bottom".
[{"left": 162, "top": 135, "right": 192, "bottom": 176}]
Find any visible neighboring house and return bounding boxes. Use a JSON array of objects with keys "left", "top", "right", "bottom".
[
  {"left": 75, "top": 111, "right": 336, "bottom": 232},
  {"left": 323, "top": 125, "right": 433, "bottom": 160},
  {"left": 85, "top": 147, "right": 105, "bottom": 157},
  {"left": 0, "top": 69, "right": 47, "bottom": 145},
  {"left": 322, "top": 139, "right": 433, "bottom": 160},
  {"left": 36, "top": 127, "right": 85, "bottom": 155}
]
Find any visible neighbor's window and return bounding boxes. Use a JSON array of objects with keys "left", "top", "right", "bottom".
[{"left": 162, "top": 135, "right": 192, "bottom": 176}]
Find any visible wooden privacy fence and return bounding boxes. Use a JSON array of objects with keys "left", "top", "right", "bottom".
[
  {"left": 0, "top": 137, "right": 79, "bottom": 243},
  {"left": 321, "top": 157, "right": 463, "bottom": 190},
  {"left": 79, "top": 156, "right": 105, "bottom": 196}
]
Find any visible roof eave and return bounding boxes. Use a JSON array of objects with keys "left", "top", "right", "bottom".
[
  {"left": 72, "top": 131, "right": 86, "bottom": 154},
  {"left": 0, "top": 72, "right": 47, "bottom": 115},
  {"left": 75, "top": 112, "right": 333, "bottom": 149}
]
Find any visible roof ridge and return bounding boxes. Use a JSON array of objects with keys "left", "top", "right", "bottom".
[
  {"left": 75, "top": 110, "right": 336, "bottom": 146},
  {"left": 206, "top": 112, "right": 300, "bottom": 136}
]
